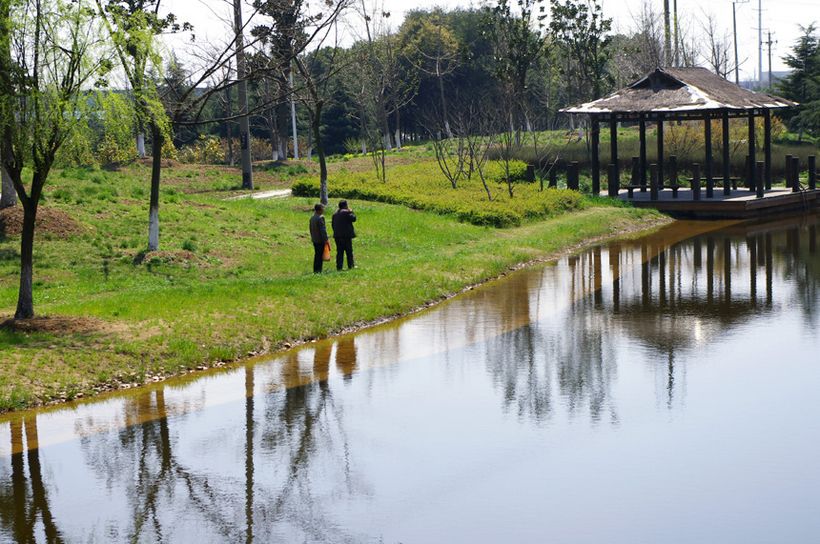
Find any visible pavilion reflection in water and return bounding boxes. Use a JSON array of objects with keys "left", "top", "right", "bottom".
[
  {"left": 560, "top": 216, "right": 818, "bottom": 408},
  {"left": 0, "top": 216, "right": 817, "bottom": 542}
]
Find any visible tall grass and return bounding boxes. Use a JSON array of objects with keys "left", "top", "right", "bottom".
[{"left": 503, "top": 127, "right": 818, "bottom": 185}]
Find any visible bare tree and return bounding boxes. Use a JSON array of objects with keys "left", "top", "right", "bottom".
[
  {"left": 700, "top": 11, "right": 737, "bottom": 78},
  {"left": 460, "top": 105, "right": 496, "bottom": 201},
  {"left": 428, "top": 126, "right": 468, "bottom": 189}
]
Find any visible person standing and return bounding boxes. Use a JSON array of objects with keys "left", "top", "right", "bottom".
[
  {"left": 331, "top": 200, "right": 357, "bottom": 270},
  {"left": 309, "top": 203, "right": 328, "bottom": 273}
]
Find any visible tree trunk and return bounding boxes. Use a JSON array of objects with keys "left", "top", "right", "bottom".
[
  {"left": 226, "top": 123, "right": 234, "bottom": 166},
  {"left": 225, "top": 82, "right": 234, "bottom": 166},
  {"left": 359, "top": 101, "right": 368, "bottom": 155},
  {"left": 233, "top": 0, "right": 253, "bottom": 190},
  {"left": 15, "top": 199, "right": 36, "bottom": 319},
  {"left": 269, "top": 108, "right": 279, "bottom": 161},
  {"left": 276, "top": 101, "right": 288, "bottom": 159},
  {"left": 148, "top": 124, "right": 162, "bottom": 252},
  {"left": 0, "top": 148, "right": 16, "bottom": 209},
  {"left": 136, "top": 132, "right": 146, "bottom": 158},
  {"left": 438, "top": 73, "right": 452, "bottom": 138},
  {"left": 381, "top": 106, "right": 392, "bottom": 151},
  {"left": 313, "top": 103, "right": 328, "bottom": 206},
  {"left": 394, "top": 107, "right": 402, "bottom": 150}
]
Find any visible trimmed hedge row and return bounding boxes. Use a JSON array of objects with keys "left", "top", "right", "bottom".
[{"left": 293, "top": 161, "right": 583, "bottom": 227}]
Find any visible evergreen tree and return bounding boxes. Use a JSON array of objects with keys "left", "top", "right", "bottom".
[{"left": 778, "top": 24, "right": 820, "bottom": 139}]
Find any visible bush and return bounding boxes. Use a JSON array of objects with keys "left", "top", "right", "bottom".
[
  {"left": 292, "top": 160, "right": 583, "bottom": 228},
  {"left": 179, "top": 136, "right": 223, "bottom": 164}
]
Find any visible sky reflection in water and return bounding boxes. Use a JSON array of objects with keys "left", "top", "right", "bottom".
[{"left": 0, "top": 215, "right": 818, "bottom": 543}]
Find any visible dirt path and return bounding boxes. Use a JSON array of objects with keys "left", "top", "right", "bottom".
[{"left": 227, "top": 188, "right": 292, "bottom": 201}]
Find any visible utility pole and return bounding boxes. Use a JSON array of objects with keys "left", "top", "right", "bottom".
[
  {"left": 732, "top": 0, "right": 748, "bottom": 85},
  {"left": 233, "top": 0, "right": 253, "bottom": 190},
  {"left": 765, "top": 31, "right": 777, "bottom": 88},
  {"left": 757, "top": 0, "right": 763, "bottom": 88}
]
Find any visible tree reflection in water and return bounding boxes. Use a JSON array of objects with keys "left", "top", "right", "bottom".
[
  {"left": 256, "top": 337, "right": 358, "bottom": 542},
  {"left": 0, "top": 416, "right": 63, "bottom": 543}
]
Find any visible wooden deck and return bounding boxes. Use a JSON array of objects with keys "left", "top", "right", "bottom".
[{"left": 616, "top": 187, "right": 820, "bottom": 219}]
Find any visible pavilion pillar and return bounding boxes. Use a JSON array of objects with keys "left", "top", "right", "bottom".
[
  {"left": 610, "top": 115, "right": 619, "bottom": 194},
  {"left": 591, "top": 115, "right": 601, "bottom": 195},
  {"left": 748, "top": 111, "right": 757, "bottom": 192},
  {"left": 639, "top": 115, "right": 647, "bottom": 191},
  {"left": 657, "top": 115, "right": 665, "bottom": 189},
  {"left": 764, "top": 109, "right": 772, "bottom": 190},
  {"left": 722, "top": 109, "right": 731, "bottom": 195},
  {"left": 704, "top": 114, "right": 714, "bottom": 198}
]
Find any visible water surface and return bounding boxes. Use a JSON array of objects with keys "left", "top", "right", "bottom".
[{"left": 1, "top": 215, "right": 819, "bottom": 543}]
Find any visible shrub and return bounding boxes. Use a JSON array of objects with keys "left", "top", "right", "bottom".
[
  {"left": 292, "top": 160, "right": 583, "bottom": 228},
  {"left": 179, "top": 136, "right": 223, "bottom": 164}
]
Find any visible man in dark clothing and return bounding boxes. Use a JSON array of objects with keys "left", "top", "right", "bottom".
[
  {"left": 309, "top": 203, "right": 328, "bottom": 273},
  {"left": 331, "top": 200, "right": 357, "bottom": 270}
]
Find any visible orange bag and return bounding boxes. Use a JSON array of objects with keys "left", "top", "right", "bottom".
[{"left": 322, "top": 241, "right": 331, "bottom": 261}]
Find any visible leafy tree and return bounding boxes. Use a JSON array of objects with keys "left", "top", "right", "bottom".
[
  {"left": 485, "top": 0, "right": 548, "bottom": 135},
  {"left": 96, "top": 0, "right": 190, "bottom": 251},
  {"left": 778, "top": 24, "right": 820, "bottom": 139},
  {"left": 400, "top": 12, "right": 458, "bottom": 137},
  {"left": 162, "top": 54, "right": 199, "bottom": 148},
  {"left": 549, "top": 0, "right": 613, "bottom": 103},
  {"left": 0, "top": 0, "right": 107, "bottom": 318}
]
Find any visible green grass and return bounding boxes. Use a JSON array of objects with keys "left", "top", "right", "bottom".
[{"left": 0, "top": 159, "right": 664, "bottom": 411}]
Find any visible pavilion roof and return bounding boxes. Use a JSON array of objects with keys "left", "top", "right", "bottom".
[{"left": 563, "top": 67, "right": 797, "bottom": 115}]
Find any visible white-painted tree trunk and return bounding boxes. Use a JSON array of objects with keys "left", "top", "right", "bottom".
[
  {"left": 136, "top": 133, "right": 146, "bottom": 158},
  {"left": 361, "top": 140, "right": 367, "bottom": 155},
  {"left": 395, "top": 128, "right": 402, "bottom": 150},
  {"left": 148, "top": 206, "right": 159, "bottom": 252},
  {"left": 272, "top": 148, "right": 279, "bottom": 161}
]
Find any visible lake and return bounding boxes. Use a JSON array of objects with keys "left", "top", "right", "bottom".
[{"left": 1, "top": 214, "right": 818, "bottom": 543}]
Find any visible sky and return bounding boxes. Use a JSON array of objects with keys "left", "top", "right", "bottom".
[{"left": 162, "top": 0, "right": 819, "bottom": 83}]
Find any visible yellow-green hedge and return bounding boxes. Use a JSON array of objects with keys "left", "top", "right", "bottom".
[{"left": 293, "top": 161, "right": 583, "bottom": 227}]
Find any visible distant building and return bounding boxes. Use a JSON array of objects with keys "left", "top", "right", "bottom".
[{"left": 740, "top": 71, "right": 792, "bottom": 91}]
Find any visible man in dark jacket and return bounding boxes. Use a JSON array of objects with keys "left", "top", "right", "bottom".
[
  {"left": 331, "top": 200, "right": 357, "bottom": 270},
  {"left": 309, "top": 203, "right": 328, "bottom": 273}
]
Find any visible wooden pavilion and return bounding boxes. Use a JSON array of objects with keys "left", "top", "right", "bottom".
[{"left": 562, "top": 68, "right": 817, "bottom": 217}]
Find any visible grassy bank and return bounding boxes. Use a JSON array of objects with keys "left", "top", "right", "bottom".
[{"left": 0, "top": 161, "right": 665, "bottom": 411}]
